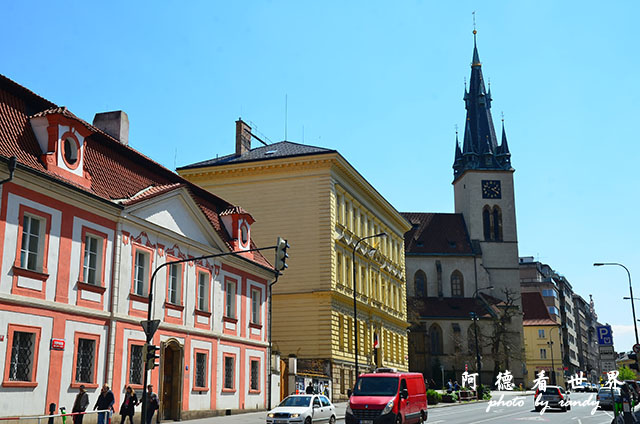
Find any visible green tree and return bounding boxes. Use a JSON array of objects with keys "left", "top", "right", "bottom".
[{"left": 617, "top": 366, "right": 638, "bottom": 381}]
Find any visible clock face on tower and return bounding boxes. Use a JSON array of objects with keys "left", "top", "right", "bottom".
[{"left": 482, "top": 180, "right": 502, "bottom": 199}]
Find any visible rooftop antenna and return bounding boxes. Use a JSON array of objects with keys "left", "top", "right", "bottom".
[
  {"left": 284, "top": 94, "right": 288, "bottom": 141},
  {"left": 174, "top": 147, "right": 177, "bottom": 170}
]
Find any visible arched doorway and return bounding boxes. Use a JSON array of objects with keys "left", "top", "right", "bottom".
[{"left": 160, "top": 339, "right": 184, "bottom": 420}]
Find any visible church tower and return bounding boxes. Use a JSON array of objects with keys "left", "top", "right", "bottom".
[
  {"left": 453, "top": 32, "right": 523, "bottom": 376},
  {"left": 453, "top": 32, "right": 519, "bottom": 299}
]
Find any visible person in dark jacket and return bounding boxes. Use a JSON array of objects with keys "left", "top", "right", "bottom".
[
  {"left": 94, "top": 384, "right": 115, "bottom": 424},
  {"left": 146, "top": 385, "right": 160, "bottom": 424},
  {"left": 119, "top": 386, "right": 138, "bottom": 424},
  {"left": 305, "top": 382, "right": 314, "bottom": 394},
  {"left": 72, "top": 385, "right": 89, "bottom": 424}
]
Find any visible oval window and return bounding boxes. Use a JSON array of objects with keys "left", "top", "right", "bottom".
[
  {"left": 240, "top": 225, "right": 249, "bottom": 244},
  {"left": 64, "top": 137, "right": 79, "bottom": 165}
]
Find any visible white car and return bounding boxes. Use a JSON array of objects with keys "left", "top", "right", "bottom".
[{"left": 267, "top": 395, "right": 336, "bottom": 424}]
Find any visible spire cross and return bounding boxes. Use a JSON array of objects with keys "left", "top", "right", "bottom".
[
  {"left": 501, "top": 111, "right": 504, "bottom": 122},
  {"left": 472, "top": 11, "right": 476, "bottom": 32}
]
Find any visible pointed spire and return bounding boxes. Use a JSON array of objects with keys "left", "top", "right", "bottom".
[
  {"left": 462, "top": 119, "right": 474, "bottom": 155},
  {"left": 472, "top": 29, "right": 481, "bottom": 67},
  {"left": 500, "top": 120, "right": 510, "bottom": 156},
  {"left": 453, "top": 28, "right": 514, "bottom": 178}
]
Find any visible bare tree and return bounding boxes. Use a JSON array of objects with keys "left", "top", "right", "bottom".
[{"left": 479, "top": 288, "right": 525, "bottom": 376}]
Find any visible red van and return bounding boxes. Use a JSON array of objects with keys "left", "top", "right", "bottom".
[{"left": 345, "top": 369, "right": 428, "bottom": 424}]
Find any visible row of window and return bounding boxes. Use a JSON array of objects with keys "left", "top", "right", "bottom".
[
  {"left": 413, "top": 269, "right": 465, "bottom": 298},
  {"left": 335, "top": 252, "right": 404, "bottom": 313},
  {"left": 336, "top": 314, "right": 405, "bottom": 363},
  {"left": 4, "top": 325, "right": 261, "bottom": 393},
  {"left": 428, "top": 323, "right": 480, "bottom": 355},
  {"left": 335, "top": 190, "right": 403, "bottom": 265},
  {"left": 16, "top": 208, "right": 263, "bottom": 325}
]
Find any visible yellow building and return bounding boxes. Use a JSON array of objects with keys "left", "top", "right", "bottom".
[
  {"left": 522, "top": 292, "right": 565, "bottom": 388},
  {"left": 178, "top": 120, "right": 411, "bottom": 399}
]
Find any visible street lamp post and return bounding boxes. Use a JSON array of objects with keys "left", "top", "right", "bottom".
[
  {"left": 470, "top": 285, "right": 494, "bottom": 390},
  {"left": 594, "top": 263, "right": 637, "bottom": 344},
  {"left": 353, "top": 232, "right": 387, "bottom": 379},
  {"left": 548, "top": 326, "right": 558, "bottom": 385}
]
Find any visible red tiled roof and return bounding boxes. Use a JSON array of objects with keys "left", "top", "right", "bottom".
[
  {"left": 220, "top": 205, "right": 251, "bottom": 216},
  {"left": 522, "top": 292, "right": 553, "bottom": 321},
  {"left": 402, "top": 212, "right": 474, "bottom": 255},
  {"left": 0, "top": 73, "right": 272, "bottom": 270}
]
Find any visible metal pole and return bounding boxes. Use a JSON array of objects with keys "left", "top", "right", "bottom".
[
  {"left": 548, "top": 327, "right": 556, "bottom": 386},
  {"left": 471, "top": 286, "right": 493, "bottom": 389},
  {"left": 352, "top": 233, "right": 386, "bottom": 379},
  {"left": 141, "top": 244, "right": 281, "bottom": 422},
  {"left": 267, "top": 274, "right": 279, "bottom": 409},
  {"left": 471, "top": 312, "right": 481, "bottom": 388},
  {"left": 594, "top": 263, "right": 638, "bottom": 370}
]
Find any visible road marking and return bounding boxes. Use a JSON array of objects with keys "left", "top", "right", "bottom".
[{"left": 468, "top": 408, "right": 533, "bottom": 423}]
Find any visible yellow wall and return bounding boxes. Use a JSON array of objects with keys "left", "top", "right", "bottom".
[
  {"left": 179, "top": 153, "right": 411, "bottom": 372},
  {"left": 523, "top": 324, "right": 565, "bottom": 388}
]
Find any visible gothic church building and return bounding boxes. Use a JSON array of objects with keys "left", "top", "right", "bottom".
[{"left": 402, "top": 33, "right": 525, "bottom": 387}]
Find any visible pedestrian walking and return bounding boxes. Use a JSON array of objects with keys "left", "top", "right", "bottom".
[
  {"left": 146, "top": 385, "right": 160, "bottom": 424},
  {"left": 94, "top": 384, "right": 115, "bottom": 424},
  {"left": 305, "top": 382, "right": 314, "bottom": 394},
  {"left": 72, "top": 385, "right": 89, "bottom": 424},
  {"left": 447, "top": 379, "right": 453, "bottom": 393},
  {"left": 119, "top": 386, "right": 138, "bottom": 424}
]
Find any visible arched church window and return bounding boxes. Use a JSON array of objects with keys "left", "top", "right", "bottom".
[
  {"left": 451, "top": 271, "right": 464, "bottom": 297},
  {"left": 483, "top": 206, "right": 491, "bottom": 241},
  {"left": 492, "top": 206, "right": 503, "bottom": 241},
  {"left": 414, "top": 270, "right": 426, "bottom": 297},
  {"left": 429, "top": 323, "right": 443, "bottom": 355}
]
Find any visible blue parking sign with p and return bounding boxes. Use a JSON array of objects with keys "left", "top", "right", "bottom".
[{"left": 597, "top": 325, "right": 613, "bottom": 345}]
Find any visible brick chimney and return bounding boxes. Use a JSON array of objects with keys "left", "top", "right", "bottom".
[
  {"left": 93, "top": 111, "right": 129, "bottom": 145},
  {"left": 236, "top": 119, "right": 251, "bottom": 156}
]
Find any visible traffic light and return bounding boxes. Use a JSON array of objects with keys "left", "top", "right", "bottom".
[
  {"left": 145, "top": 343, "right": 159, "bottom": 370},
  {"left": 274, "top": 237, "right": 289, "bottom": 272}
]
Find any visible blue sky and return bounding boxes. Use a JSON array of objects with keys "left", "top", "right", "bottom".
[{"left": 3, "top": 1, "right": 638, "bottom": 353}]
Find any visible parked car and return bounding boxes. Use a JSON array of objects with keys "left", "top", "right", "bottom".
[
  {"left": 267, "top": 395, "right": 336, "bottom": 424},
  {"left": 597, "top": 387, "right": 621, "bottom": 410},
  {"left": 534, "top": 386, "right": 571, "bottom": 412},
  {"left": 346, "top": 368, "right": 428, "bottom": 424},
  {"left": 574, "top": 382, "right": 590, "bottom": 392}
]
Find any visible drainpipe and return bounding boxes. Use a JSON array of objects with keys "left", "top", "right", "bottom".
[
  {"left": 105, "top": 219, "right": 124, "bottom": 387},
  {"left": 0, "top": 156, "right": 17, "bottom": 186}
]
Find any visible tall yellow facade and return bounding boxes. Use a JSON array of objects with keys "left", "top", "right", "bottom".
[
  {"left": 523, "top": 323, "right": 565, "bottom": 388},
  {"left": 178, "top": 122, "right": 411, "bottom": 399}
]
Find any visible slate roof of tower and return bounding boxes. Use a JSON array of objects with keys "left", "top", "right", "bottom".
[
  {"left": 0, "top": 73, "right": 272, "bottom": 269},
  {"left": 179, "top": 140, "right": 336, "bottom": 170},
  {"left": 402, "top": 212, "right": 474, "bottom": 255},
  {"left": 453, "top": 34, "right": 512, "bottom": 179}
]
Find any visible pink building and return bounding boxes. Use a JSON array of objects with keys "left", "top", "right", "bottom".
[{"left": 0, "top": 74, "right": 275, "bottom": 419}]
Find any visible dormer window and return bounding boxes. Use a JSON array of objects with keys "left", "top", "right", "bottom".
[{"left": 220, "top": 206, "right": 255, "bottom": 252}]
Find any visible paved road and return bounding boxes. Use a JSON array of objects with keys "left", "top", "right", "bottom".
[
  {"left": 423, "top": 392, "right": 616, "bottom": 423},
  {"left": 182, "top": 392, "right": 625, "bottom": 424}
]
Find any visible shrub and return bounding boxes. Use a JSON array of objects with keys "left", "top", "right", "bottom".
[{"left": 426, "top": 389, "right": 441, "bottom": 405}]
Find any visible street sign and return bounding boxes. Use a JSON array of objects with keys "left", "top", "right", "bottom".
[
  {"left": 140, "top": 319, "right": 160, "bottom": 340},
  {"left": 596, "top": 325, "right": 613, "bottom": 346},
  {"left": 601, "top": 360, "right": 617, "bottom": 373},
  {"left": 599, "top": 345, "right": 616, "bottom": 360},
  {"left": 634, "top": 344, "right": 640, "bottom": 354}
]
